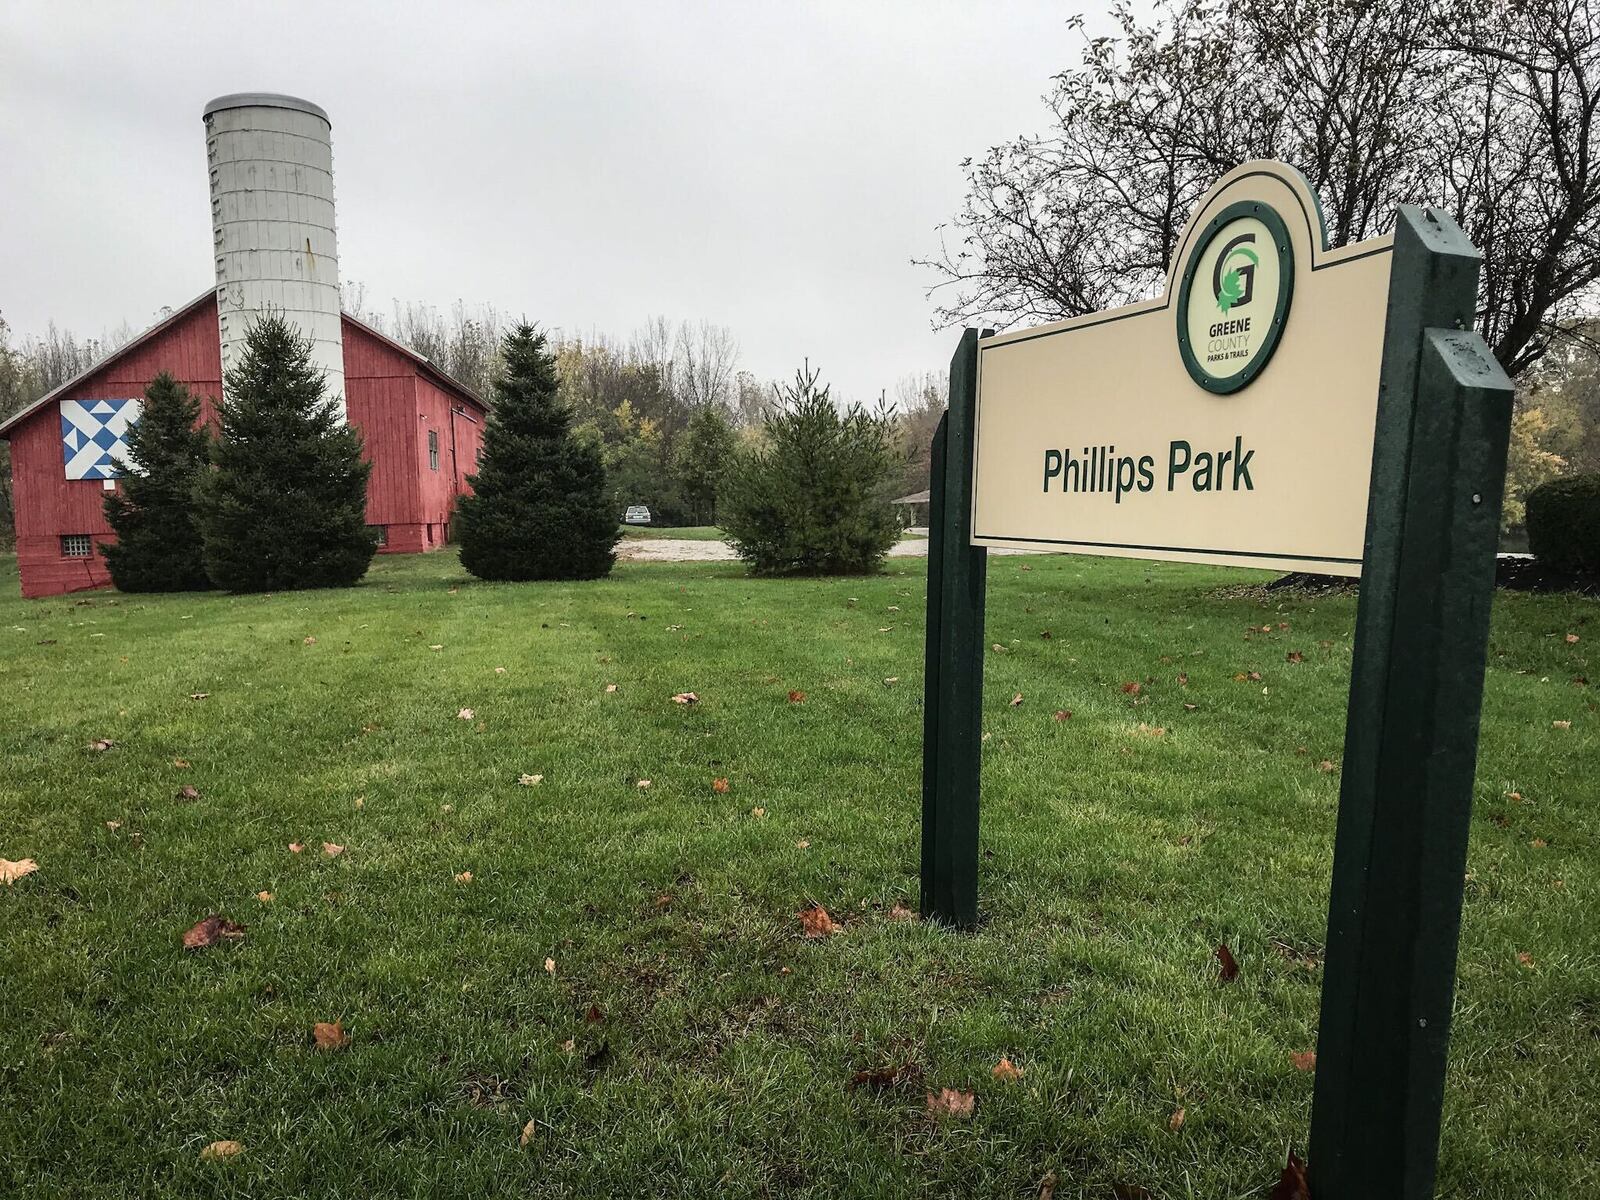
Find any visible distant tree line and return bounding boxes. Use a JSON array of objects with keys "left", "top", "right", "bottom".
[{"left": 340, "top": 285, "right": 949, "bottom": 529}]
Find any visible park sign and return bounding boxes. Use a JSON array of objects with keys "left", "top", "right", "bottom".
[
  {"left": 923, "top": 159, "right": 1517, "bottom": 1198},
  {"left": 970, "top": 161, "right": 1392, "bottom": 575}
]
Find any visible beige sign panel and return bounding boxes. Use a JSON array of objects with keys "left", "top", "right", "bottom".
[{"left": 971, "top": 161, "right": 1393, "bottom": 576}]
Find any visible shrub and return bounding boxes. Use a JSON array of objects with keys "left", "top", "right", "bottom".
[
  {"left": 720, "top": 362, "right": 900, "bottom": 574},
  {"left": 455, "top": 324, "right": 619, "bottom": 581},
  {"left": 197, "top": 314, "right": 376, "bottom": 592},
  {"left": 1525, "top": 472, "right": 1600, "bottom": 574},
  {"left": 101, "top": 372, "right": 212, "bottom": 592}
]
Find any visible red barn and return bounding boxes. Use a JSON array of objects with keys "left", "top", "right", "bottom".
[{"left": 1, "top": 290, "right": 487, "bottom": 599}]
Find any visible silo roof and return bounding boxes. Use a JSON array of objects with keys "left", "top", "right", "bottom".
[{"left": 203, "top": 93, "right": 330, "bottom": 125}]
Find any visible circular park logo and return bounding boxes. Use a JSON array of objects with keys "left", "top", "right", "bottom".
[{"left": 1176, "top": 201, "right": 1295, "bottom": 394}]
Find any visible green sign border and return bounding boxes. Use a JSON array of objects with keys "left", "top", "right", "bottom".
[{"left": 1176, "top": 200, "right": 1296, "bottom": 394}]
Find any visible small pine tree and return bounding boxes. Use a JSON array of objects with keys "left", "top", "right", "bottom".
[
  {"left": 100, "top": 372, "right": 212, "bottom": 591},
  {"left": 674, "top": 406, "right": 737, "bottom": 525},
  {"left": 720, "top": 362, "right": 901, "bottom": 574},
  {"left": 455, "top": 323, "right": 619, "bottom": 581},
  {"left": 197, "top": 313, "right": 376, "bottom": 592}
]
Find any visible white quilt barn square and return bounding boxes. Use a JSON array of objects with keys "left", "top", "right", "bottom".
[{"left": 60, "top": 398, "right": 141, "bottom": 481}]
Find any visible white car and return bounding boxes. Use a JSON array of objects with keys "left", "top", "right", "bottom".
[{"left": 623, "top": 505, "right": 652, "bottom": 525}]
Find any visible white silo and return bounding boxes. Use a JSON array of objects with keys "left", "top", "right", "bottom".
[{"left": 203, "top": 93, "right": 346, "bottom": 418}]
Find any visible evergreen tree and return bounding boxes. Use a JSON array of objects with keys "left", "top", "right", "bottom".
[
  {"left": 673, "top": 406, "right": 737, "bottom": 525},
  {"left": 721, "top": 362, "right": 901, "bottom": 575},
  {"left": 456, "top": 324, "right": 619, "bottom": 581},
  {"left": 197, "top": 313, "right": 376, "bottom": 592},
  {"left": 100, "top": 372, "right": 212, "bottom": 591}
]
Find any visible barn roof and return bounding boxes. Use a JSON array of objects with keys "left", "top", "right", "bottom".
[{"left": 0, "top": 290, "right": 488, "bottom": 438}]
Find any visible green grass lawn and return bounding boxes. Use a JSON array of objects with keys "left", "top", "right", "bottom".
[
  {"left": 0, "top": 550, "right": 1593, "bottom": 1198},
  {"left": 618, "top": 525, "right": 727, "bottom": 541}
]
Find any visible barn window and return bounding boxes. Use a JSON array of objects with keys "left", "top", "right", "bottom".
[
  {"left": 368, "top": 524, "right": 387, "bottom": 547},
  {"left": 428, "top": 430, "right": 439, "bottom": 470},
  {"left": 61, "top": 534, "right": 93, "bottom": 558}
]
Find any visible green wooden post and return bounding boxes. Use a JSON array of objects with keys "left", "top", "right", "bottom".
[
  {"left": 920, "top": 413, "right": 949, "bottom": 909},
  {"left": 1309, "top": 206, "right": 1514, "bottom": 1198},
  {"left": 920, "top": 328, "right": 988, "bottom": 929}
]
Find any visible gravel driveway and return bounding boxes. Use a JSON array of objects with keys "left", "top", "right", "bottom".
[
  {"left": 617, "top": 536, "right": 932, "bottom": 562},
  {"left": 615, "top": 537, "right": 1041, "bottom": 562}
]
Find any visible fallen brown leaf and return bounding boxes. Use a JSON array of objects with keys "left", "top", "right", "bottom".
[
  {"left": 887, "top": 902, "right": 916, "bottom": 921},
  {"left": 173, "top": 757, "right": 190, "bottom": 768},
  {"left": 88, "top": 738, "right": 115, "bottom": 752},
  {"left": 454, "top": 871, "right": 473, "bottom": 884},
  {"left": 519, "top": 1118, "right": 537, "bottom": 1147},
  {"left": 1317, "top": 760, "right": 1337, "bottom": 773},
  {"left": 605, "top": 683, "right": 618, "bottom": 693},
  {"left": 1009, "top": 692, "right": 1024, "bottom": 707},
  {"left": 799, "top": 904, "right": 842, "bottom": 938},
  {"left": 1552, "top": 720, "right": 1571, "bottom": 730},
  {"left": 1216, "top": 943, "right": 1240, "bottom": 983},
  {"left": 795, "top": 839, "right": 811, "bottom": 850},
  {"left": 1269, "top": 1149, "right": 1311, "bottom": 1200},
  {"left": 1169, "top": 1106, "right": 1186, "bottom": 1131},
  {"left": 190, "top": 692, "right": 210, "bottom": 700},
  {"left": 457, "top": 708, "right": 475, "bottom": 720},
  {"left": 175, "top": 784, "right": 201, "bottom": 802},
  {"left": 1038, "top": 1171, "right": 1057, "bottom": 1200},
  {"left": 200, "top": 1140, "right": 243, "bottom": 1162},
  {"left": 1111, "top": 1186, "right": 1154, "bottom": 1200},
  {"left": 518, "top": 773, "right": 544, "bottom": 787},
  {"left": 312, "top": 1020, "right": 350, "bottom": 1051},
  {"left": 1567, "top": 633, "right": 1580, "bottom": 644},
  {"left": 750, "top": 806, "right": 766, "bottom": 818},
  {"left": 670, "top": 692, "right": 699, "bottom": 705},
  {"left": 1, "top": 857, "right": 40, "bottom": 886},
  {"left": 182, "top": 914, "right": 245, "bottom": 950},
  {"left": 788, "top": 690, "right": 806, "bottom": 704},
  {"left": 544, "top": 957, "right": 556, "bottom": 974},
  {"left": 256, "top": 891, "right": 273, "bottom": 903},
  {"left": 303, "top": 636, "right": 317, "bottom": 645},
  {"left": 1121, "top": 681, "right": 1142, "bottom": 695},
  {"left": 635, "top": 779, "right": 652, "bottom": 789},
  {"left": 1517, "top": 950, "right": 1535, "bottom": 968},
  {"left": 925, "top": 1087, "right": 975, "bottom": 1118},
  {"left": 585, "top": 1003, "right": 604, "bottom": 1023},
  {"left": 992, "top": 1056, "right": 1024, "bottom": 1082},
  {"left": 1052, "top": 709, "right": 1072, "bottom": 722},
  {"left": 288, "top": 842, "right": 304, "bottom": 854},
  {"left": 712, "top": 777, "right": 730, "bottom": 793},
  {"left": 322, "top": 842, "right": 344, "bottom": 857},
  {"left": 1290, "top": 1050, "right": 1317, "bottom": 1072}
]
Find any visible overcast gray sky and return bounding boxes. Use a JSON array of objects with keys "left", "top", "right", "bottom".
[{"left": 1, "top": 1, "right": 1094, "bottom": 402}]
